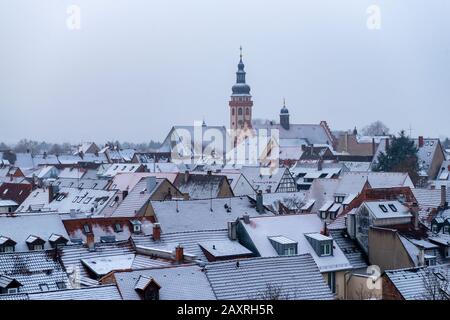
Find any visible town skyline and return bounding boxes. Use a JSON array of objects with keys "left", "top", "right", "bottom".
[{"left": 1, "top": 0, "right": 449, "bottom": 143}]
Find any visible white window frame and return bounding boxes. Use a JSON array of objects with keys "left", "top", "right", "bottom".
[
  {"left": 7, "top": 288, "right": 18, "bottom": 294},
  {"left": 322, "top": 243, "right": 331, "bottom": 256},
  {"left": 33, "top": 244, "right": 44, "bottom": 251}
]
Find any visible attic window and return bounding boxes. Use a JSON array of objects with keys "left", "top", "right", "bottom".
[
  {"left": 388, "top": 204, "right": 398, "bottom": 212},
  {"left": 56, "top": 194, "right": 65, "bottom": 201},
  {"left": 72, "top": 196, "right": 79, "bottom": 203},
  {"left": 33, "top": 192, "right": 39, "bottom": 198},
  {"left": 379, "top": 205, "right": 388, "bottom": 213},
  {"left": 7, "top": 288, "right": 18, "bottom": 294},
  {"left": 321, "top": 243, "right": 331, "bottom": 256},
  {"left": 3, "top": 189, "right": 8, "bottom": 195}
]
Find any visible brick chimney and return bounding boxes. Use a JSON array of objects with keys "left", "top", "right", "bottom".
[
  {"left": 175, "top": 244, "right": 184, "bottom": 264},
  {"left": 411, "top": 202, "right": 420, "bottom": 230},
  {"left": 152, "top": 223, "right": 161, "bottom": 241},
  {"left": 86, "top": 233, "right": 95, "bottom": 251},
  {"left": 441, "top": 185, "right": 447, "bottom": 208},
  {"left": 418, "top": 136, "right": 424, "bottom": 148}
]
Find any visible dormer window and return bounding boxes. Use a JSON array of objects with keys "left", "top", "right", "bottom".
[
  {"left": 0, "top": 236, "right": 16, "bottom": 253},
  {"left": 48, "top": 234, "right": 69, "bottom": 248},
  {"left": 26, "top": 235, "right": 45, "bottom": 251},
  {"left": 268, "top": 236, "right": 298, "bottom": 256},
  {"left": 0, "top": 275, "right": 22, "bottom": 295},
  {"left": 130, "top": 220, "right": 142, "bottom": 234},
  {"left": 305, "top": 233, "right": 334, "bottom": 257},
  {"left": 432, "top": 224, "right": 439, "bottom": 233},
  {"left": 444, "top": 226, "right": 449, "bottom": 234}
]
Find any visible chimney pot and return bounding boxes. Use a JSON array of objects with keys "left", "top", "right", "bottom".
[{"left": 243, "top": 214, "right": 250, "bottom": 224}]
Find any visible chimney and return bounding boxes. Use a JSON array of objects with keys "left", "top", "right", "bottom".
[
  {"left": 86, "top": 233, "right": 95, "bottom": 251},
  {"left": 418, "top": 248, "right": 425, "bottom": 266},
  {"left": 418, "top": 136, "right": 424, "bottom": 148},
  {"left": 70, "top": 209, "right": 76, "bottom": 218},
  {"left": 243, "top": 214, "right": 250, "bottom": 224},
  {"left": 372, "top": 138, "right": 376, "bottom": 156},
  {"left": 207, "top": 170, "right": 212, "bottom": 176},
  {"left": 147, "top": 176, "right": 156, "bottom": 194},
  {"left": 227, "top": 221, "right": 237, "bottom": 240},
  {"left": 318, "top": 158, "right": 323, "bottom": 171},
  {"left": 48, "top": 185, "right": 55, "bottom": 203},
  {"left": 184, "top": 171, "right": 190, "bottom": 184},
  {"left": 321, "top": 221, "right": 329, "bottom": 236},
  {"left": 256, "top": 190, "right": 264, "bottom": 213},
  {"left": 385, "top": 138, "right": 390, "bottom": 150},
  {"left": 411, "top": 202, "right": 420, "bottom": 230},
  {"left": 152, "top": 223, "right": 161, "bottom": 241},
  {"left": 175, "top": 244, "right": 184, "bottom": 264},
  {"left": 441, "top": 185, "right": 447, "bottom": 208}
]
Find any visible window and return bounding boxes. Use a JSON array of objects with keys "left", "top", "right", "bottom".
[
  {"left": 425, "top": 257, "right": 436, "bottom": 266},
  {"left": 321, "top": 243, "right": 331, "bottom": 256},
  {"left": 7, "top": 288, "right": 18, "bottom": 294},
  {"left": 33, "top": 244, "right": 44, "bottom": 251},
  {"left": 432, "top": 224, "right": 439, "bottom": 233},
  {"left": 56, "top": 194, "right": 65, "bottom": 201},
  {"left": 328, "top": 272, "right": 336, "bottom": 293},
  {"left": 246, "top": 108, "right": 250, "bottom": 115},
  {"left": 444, "top": 226, "right": 449, "bottom": 234},
  {"left": 114, "top": 223, "right": 122, "bottom": 233},
  {"left": 72, "top": 196, "right": 79, "bottom": 203},
  {"left": 232, "top": 108, "right": 235, "bottom": 116},
  {"left": 39, "top": 284, "right": 49, "bottom": 292},
  {"left": 83, "top": 224, "right": 91, "bottom": 233},
  {"left": 283, "top": 247, "right": 295, "bottom": 256},
  {"left": 379, "top": 205, "right": 388, "bottom": 213},
  {"left": 3, "top": 246, "right": 14, "bottom": 253},
  {"left": 83, "top": 197, "right": 93, "bottom": 204},
  {"left": 238, "top": 108, "right": 243, "bottom": 115},
  {"left": 133, "top": 225, "right": 141, "bottom": 233},
  {"left": 56, "top": 281, "right": 66, "bottom": 290},
  {"left": 3, "top": 189, "right": 8, "bottom": 195},
  {"left": 388, "top": 204, "right": 398, "bottom": 212}
]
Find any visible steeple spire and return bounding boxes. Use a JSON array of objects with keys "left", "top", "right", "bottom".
[{"left": 240, "top": 45, "right": 243, "bottom": 61}]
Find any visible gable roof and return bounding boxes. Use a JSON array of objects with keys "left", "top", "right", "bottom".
[
  {"left": 173, "top": 173, "right": 231, "bottom": 199},
  {"left": 113, "top": 265, "right": 216, "bottom": 300},
  {"left": 151, "top": 197, "right": 272, "bottom": 234},
  {"left": 205, "top": 254, "right": 335, "bottom": 300}
]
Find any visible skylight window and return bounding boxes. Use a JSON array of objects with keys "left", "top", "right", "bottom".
[
  {"left": 72, "top": 196, "right": 79, "bottom": 203},
  {"left": 388, "top": 204, "right": 398, "bottom": 212},
  {"left": 83, "top": 224, "right": 91, "bottom": 233},
  {"left": 3, "top": 189, "right": 8, "bottom": 195},
  {"left": 56, "top": 281, "right": 66, "bottom": 290},
  {"left": 39, "top": 284, "right": 49, "bottom": 292},
  {"left": 379, "top": 205, "right": 388, "bottom": 213},
  {"left": 83, "top": 197, "right": 93, "bottom": 204},
  {"left": 114, "top": 223, "right": 122, "bottom": 232}
]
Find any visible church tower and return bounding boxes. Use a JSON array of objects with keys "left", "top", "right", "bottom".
[
  {"left": 229, "top": 47, "right": 253, "bottom": 132},
  {"left": 280, "top": 98, "right": 290, "bottom": 130}
]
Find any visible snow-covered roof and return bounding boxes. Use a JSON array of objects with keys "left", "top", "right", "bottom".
[
  {"left": 384, "top": 265, "right": 450, "bottom": 300},
  {"left": 114, "top": 265, "right": 216, "bottom": 300},
  {"left": 0, "top": 199, "right": 18, "bottom": 207},
  {"left": 151, "top": 197, "right": 273, "bottom": 234},
  {"left": 27, "top": 285, "right": 122, "bottom": 300},
  {"left": 205, "top": 254, "right": 335, "bottom": 300},
  {"left": 241, "top": 214, "right": 352, "bottom": 272},
  {"left": 364, "top": 200, "right": 412, "bottom": 220},
  {"left": 0, "top": 213, "right": 69, "bottom": 252},
  {"left": 99, "top": 163, "right": 143, "bottom": 178},
  {"left": 81, "top": 254, "right": 136, "bottom": 277}
]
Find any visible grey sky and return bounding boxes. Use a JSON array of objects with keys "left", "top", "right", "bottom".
[{"left": 0, "top": 0, "right": 449, "bottom": 143}]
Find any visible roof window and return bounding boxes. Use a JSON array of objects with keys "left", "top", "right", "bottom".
[{"left": 379, "top": 205, "right": 388, "bottom": 213}]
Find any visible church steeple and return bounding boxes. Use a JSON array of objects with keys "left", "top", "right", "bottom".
[
  {"left": 229, "top": 47, "right": 253, "bottom": 131},
  {"left": 280, "top": 98, "right": 290, "bottom": 130}
]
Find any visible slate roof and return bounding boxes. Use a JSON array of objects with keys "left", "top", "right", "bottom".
[
  {"left": 205, "top": 254, "right": 335, "bottom": 300},
  {"left": 173, "top": 173, "right": 230, "bottom": 200},
  {"left": 151, "top": 197, "right": 273, "bottom": 234},
  {"left": 114, "top": 265, "right": 216, "bottom": 300},
  {"left": 384, "top": 264, "right": 450, "bottom": 300}
]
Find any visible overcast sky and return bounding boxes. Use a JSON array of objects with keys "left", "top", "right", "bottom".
[{"left": 0, "top": 0, "right": 449, "bottom": 143}]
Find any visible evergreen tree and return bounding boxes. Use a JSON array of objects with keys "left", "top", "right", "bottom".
[{"left": 374, "top": 130, "right": 419, "bottom": 183}]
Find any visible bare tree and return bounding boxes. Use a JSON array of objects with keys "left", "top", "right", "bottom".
[
  {"left": 361, "top": 121, "right": 390, "bottom": 136},
  {"left": 250, "top": 283, "right": 291, "bottom": 300},
  {"left": 419, "top": 268, "right": 450, "bottom": 300}
]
